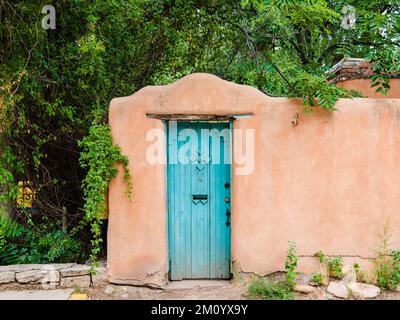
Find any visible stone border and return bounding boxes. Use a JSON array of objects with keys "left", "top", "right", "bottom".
[{"left": 0, "top": 263, "right": 107, "bottom": 289}]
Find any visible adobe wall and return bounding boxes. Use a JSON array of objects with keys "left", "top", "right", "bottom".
[
  {"left": 329, "top": 57, "right": 400, "bottom": 98},
  {"left": 108, "top": 73, "right": 400, "bottom": 287},
  {"left": 336, "top": 78, "right": 400, "bottom": 98}
]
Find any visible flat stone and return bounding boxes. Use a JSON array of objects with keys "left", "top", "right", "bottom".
[
  {"left": 295, "top": 274, "right": 312, "bottom": 285},
  {"left": 294, "top": 284, "right": 317, "bottom": 294},
  {"left": 325, "top": 292, "right": 337, "bottom": 300},
  {"left": 15, "top": 269, "right": 60, "bottom": 285},
  {"left": 0, "top": 272, "right": 15, "bottom": 284},
  {"left": 91, "top": 266, "right": 108, "bottom": 286},
  {"left": 348, "top": 283, "right": 380, "bottom": 299},
  {"left": 16, "top": 270, "right": 48, "bottom": 284},
  {"left": 60, "top": 265, "right": 91, "bottom": 277},
  {"left": 60, "top": 275, "right": 91, "bottom": 288},
  {"left": 0, "top": 289, "right": 73, "bottom": 300},
  {"left": 327, "top": 281, "right": 349, "bottom": 299},
  {"left": 0, "top": 264, "right": 38, "bottom": 273},
  {"left": 41, "top": 263, "right": 77, "bottom": 271},
  {"left": 104, "top": 285, "right": 115, "bottom": 295},
  {"left": 41, "top": 271, "right": 60, "bottom": 285},
  {"left": 0, "top": 263, "right": 76, "bottom": 273}
]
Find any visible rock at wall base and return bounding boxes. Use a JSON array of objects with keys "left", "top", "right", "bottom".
[
  {"left": 327, "top": 281, "right": 349, "bottom": 299},
  {"left": 327, "top": 281, "right": 381, "bottom": 299},
  {"left": 348, "top": 283, "right": 380, "bottom": 299},
  {"left": 295, "top": 274, "right": 312, "bottom": 285},
  {"left": 294, "top": 284, "right": 317, "bottom": 294},
  {"left": 60, "top": 275, "right": 91, "bottom": 288}
]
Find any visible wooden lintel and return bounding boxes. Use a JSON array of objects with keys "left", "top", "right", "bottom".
[{"left": 146, "top": 113, "right": 253, "bottom": 121}]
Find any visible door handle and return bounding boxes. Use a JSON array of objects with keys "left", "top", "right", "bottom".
[{"left": 225, "top": 209, "right": 231, "bottom": 227}]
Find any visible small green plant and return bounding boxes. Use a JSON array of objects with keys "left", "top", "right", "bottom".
[
  {"left": 390, "top": 251, "right": 400, "bottom": 287},
  {"left": 353, "top": 263, "right": 363, "bottom": 282},
  {"left": 314, "top": 250, "right": 343, "bottom": 278},
  {"left": 374, "top": 255, "right": 391, "bottom": 289},
  {"left": 374, "top": 250, "right": 400, "bottom": 290},
  {"left": 327, "top": 257, "right": 344, "bottom": 278},
  {"left": 285, "top": 241, "right": 299, "bottom": 289},
  {"left": 353, "top": 263, "right": 368, "bottom": 282},
  {"left": 311, "top": 273, "right": 325, "bottom": 286},
  {"left": 73, "top": 287, "right": 82, "bottom": 294},
  {"left": 247, "top": 278, "right": 294, "bottom": 300},
  {"left": 373, "top": 221, "right": 400, "bottom": 290},
  {"left": 315, "top": 250, "right": 325, "bottom": 264}
]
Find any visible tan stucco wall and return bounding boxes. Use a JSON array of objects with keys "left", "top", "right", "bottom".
[
  {"left": 108, "top": 73, "right": 400, "bottom": 286},
  {"left": 337, "top": 78, "right": 400, "bottom": 98}
]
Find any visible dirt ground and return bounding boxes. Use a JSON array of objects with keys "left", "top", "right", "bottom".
[
  {"left": 86, "top": 281, "right": 400, "bottom": 300},
  {"left": 83, "top": 280, "right": 400, "bottom": 300},
  {"left": 87, "top": 281, "right": 246, "bottom": 300},
  {"left": 85, "top": 283, "right": 400, "bottom": 300},
  {"left": 1, "top": 280, "right": 400, "bottom": 300}
]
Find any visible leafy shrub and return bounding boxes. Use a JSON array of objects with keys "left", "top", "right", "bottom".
[
  {"left": 0, "top": 240, "right": 20, "bottom": 265},
  {"left": 374, "top": 250, "right": 400, "bottom": 290},
  {"left": 0, "top": 214, "right": 24, "bottom": 264},
  {"left": 247, "top": 278, "right": 294, "bottom": 300},
  {"left": 0, "top": 214, "right": 86, "bottom": 265},
  {"left": 372, "top": 222, "right": 400, "bottom": 290},
  {"left": 327, "top": 257, "right": 343, "bottom": 278}
]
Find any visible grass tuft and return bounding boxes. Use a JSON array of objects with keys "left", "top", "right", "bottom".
[{"left": 247, "top": 278, "right": 294, "bottom": 300}]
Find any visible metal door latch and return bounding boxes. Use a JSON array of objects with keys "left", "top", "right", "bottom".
[{"left": 225, "top": 209, "right": 231, "bottom": 227}]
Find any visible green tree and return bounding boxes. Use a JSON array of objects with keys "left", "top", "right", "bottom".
[{"left": 0, "top": 0, "right": 398, "bottom": 261}]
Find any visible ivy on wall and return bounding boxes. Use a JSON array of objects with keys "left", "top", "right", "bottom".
[{"left": 78, "top": 118, "right": 132, "bottom": 261}]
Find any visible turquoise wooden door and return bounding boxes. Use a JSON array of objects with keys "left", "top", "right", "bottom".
[{"left": 167, "top": 121, "right": 231, "bottom": 280}]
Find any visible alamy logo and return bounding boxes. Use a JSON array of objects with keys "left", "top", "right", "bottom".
[
  {"left": 41, "top": 265, "right": 58, "bottom": 289},
  {"left": 341, "top": 5, "right": 356, "bottom": 30},
  {"left": 146, "top": 121, "right": 255, "bottom": 176},
  {"left": 41, "top": 5, "right": 56, "bottom": 30}
]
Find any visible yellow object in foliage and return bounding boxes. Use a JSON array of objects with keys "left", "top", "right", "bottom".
[{"left": 17, "top": 181, "right": 35, "bottom": 208}]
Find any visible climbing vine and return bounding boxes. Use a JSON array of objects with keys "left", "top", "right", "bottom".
[{"left": 78, "top": 119, "right": 132, "bottom": 261}]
